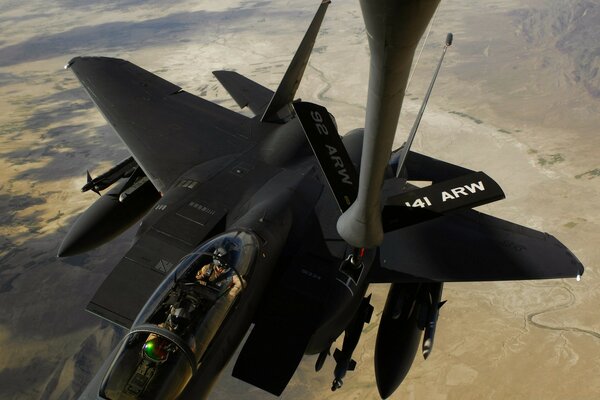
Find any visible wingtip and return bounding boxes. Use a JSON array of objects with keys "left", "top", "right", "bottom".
[
  {"left": 64, "top": 59, "right": 75, "bottom": 69},
  {"left": 64, "top": 56, "right": 86, "bottom": 69}
]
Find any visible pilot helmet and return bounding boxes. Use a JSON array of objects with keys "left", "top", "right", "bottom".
[
  {"left": 213, "top": 247, "right": 227, "bottom": 258},
  {"left": 166, "top": 307, "right": 189, "bottom": 330}
]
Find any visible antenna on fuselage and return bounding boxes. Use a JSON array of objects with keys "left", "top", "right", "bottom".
[{"left": 395, "top": 32, "right": 453, "bottom": 178}]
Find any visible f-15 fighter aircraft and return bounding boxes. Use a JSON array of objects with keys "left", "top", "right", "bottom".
[{"left": 59, "top": 1, "right": 583, "bottom": 399}]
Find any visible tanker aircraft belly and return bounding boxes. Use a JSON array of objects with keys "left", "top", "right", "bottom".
[{"left": 59, "top": 1, "right": 584, "bottom": 399}]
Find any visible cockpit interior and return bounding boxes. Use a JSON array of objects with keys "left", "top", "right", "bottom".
[{"left": 100, "top": 230, "right": 258, "bottom": 399}]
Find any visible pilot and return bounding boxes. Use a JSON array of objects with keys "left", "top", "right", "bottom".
[
  {"left": 195, "top": 248, "right": 242, "bottom": 296},
  {"left": 143, "top": 305, "right": 187, "bottom": 354},
  {"left": 164, "top": 305, "right": 189, "bottom": 332}
]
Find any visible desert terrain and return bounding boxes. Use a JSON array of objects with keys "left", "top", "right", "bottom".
[{"left": 0, "top": 0, "right": 598, "bottom": 399}]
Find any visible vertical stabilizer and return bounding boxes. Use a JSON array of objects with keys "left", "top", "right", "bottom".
[{"left": 261, "top": 0, "right": 330, "bottom": 123}]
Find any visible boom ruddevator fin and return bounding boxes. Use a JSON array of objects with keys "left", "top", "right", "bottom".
[
  {"left": 293, "top": 101, "right": 359, "bottom": 212},
  {"left": 261, "top": 0, "right": 330, "bottom": 123},
  {"left": 382, "top": 171, "right": 505, "bottom": 231}
]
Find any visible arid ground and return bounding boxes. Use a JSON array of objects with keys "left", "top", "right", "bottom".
[{"left": 0, "top": 0, "right": 598, "bottom": 399}]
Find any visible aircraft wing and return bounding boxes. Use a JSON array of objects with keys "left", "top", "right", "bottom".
[
  {"left": 67, "top": 57, "right": 253, "bottom": 192},
  {"left": 370, "top": 209, "right": 584, "bottom": 283}
]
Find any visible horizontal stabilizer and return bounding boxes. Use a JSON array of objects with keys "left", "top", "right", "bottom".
[
  {"left": 382, "top": 171, "right": 505, "bottom": 231},
  {"left": 293, "top": 101, "right": 359, "bottom": 212},
  {"left": 370, "top": 209, "right": 584, "bottom": 283},
  {"left": 213, "top": 70, "right": 273, "bottom": 116}
]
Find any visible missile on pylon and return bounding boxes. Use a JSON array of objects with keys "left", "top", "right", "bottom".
[{"left": 81, "top": 156, "right": 138, "bottom": 195}]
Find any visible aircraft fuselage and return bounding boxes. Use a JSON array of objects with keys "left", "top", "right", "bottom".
[{"left": 82, "top": 116, "right": 375, "bottom": 400}]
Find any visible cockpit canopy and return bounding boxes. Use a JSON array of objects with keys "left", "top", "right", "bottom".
[{"left": 100, "top": 230, "right": 259, "bottom": 400}]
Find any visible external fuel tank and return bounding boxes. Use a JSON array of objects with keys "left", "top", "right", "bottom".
[
  {"left": 58, "top": 177, "right": 160, "bottom": 257},
  {"left": 374, "top": 282, "right": 423, "bottom": 399}
]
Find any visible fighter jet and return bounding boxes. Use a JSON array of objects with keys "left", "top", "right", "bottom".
[{"left": 59, "top": 1, "right": 584, "bottom": 399}]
